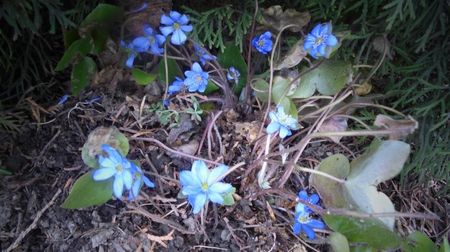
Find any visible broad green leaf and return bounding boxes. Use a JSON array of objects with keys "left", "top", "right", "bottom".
[
  {"left": 222, "top": 187, "right": 236, "bottom": 206},
  {"left": 329, "top": 232, "right": 350, "bottom": 252},
  {"left": 91, "top": 29, "right": 109, "bottom": 53},
  {"left": 292, "top": 61, "right": 352, "bottom": 97},
  {"left": 80, "top": 4, "right": 123, "bottom": 28},
  {"left": 61, "top": 171, "right": 113, "bottom": 209},
  {"left": 440, "top": 239, "right": 450, "bottom": 252},
  {"left": 218, "top": 44, "right": 247, "bottom": 94},
  {"left": 159, "top": 58, "right": 182, "bottom": 84},
  {"left": 310, "top": 154, "right": 350, "bottom": 208},
  {"left": 63, "top": 29, "right": 80, "bottom": 49},
  {"left": 131, "top": 68, "right": 158, "bottom": 86},
  {"left": 272, "top": 76, "right": 294, "bottom": 113},
  {"left": 253, "top": 79, "right": 269, "bottom": 102},
  {"left": 403, "top": 231, "right": 438, "bottom": 252},
  {"left": 81, "top": 127, "right": 129, "bottom": 168},
  {"left": 345, "top": 140, "right": 410, "bottom": 229},
  {"left": 288, "top": 76, "right": 316, "bottom": 98},
  {"left": 56, "top": 38, "right": 93, "bottom": 71},
  {"left": 71, "top": 56, "right": 96, "bottom": 95},
  {"left": 204, "top": 80, "right": 220, "bottom": 94},
  {"left": 324, "top": 215, "right": 401, "bottom": 250}
]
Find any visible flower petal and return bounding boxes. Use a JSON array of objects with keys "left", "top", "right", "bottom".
[
  {"left": 307, "top": 219, "right": 326, "bottom": 229},
  {"left": 318, "top": 44, "right": 326, "bottom": 56},
  {"left": 143, "top": 176, "right": 155, "bottom": 188},
  {"left": 279, "top": 126, "right": 290, "bottom": 139},
  {"left": 192, "top": 62, "right": 202, "bottom": 73},
  {"left": 207, "top": 164, "right": 229, "bottom": 185},
  {"left": 182, "top": 185, "right": 202, "bottom": 195},
  {"left": 180, "top": 25, "right": 193, "bottom": 32},
  {"left": 98, "top": 156, "right": 115, "bottom": 169},
  {"left": 113, "top": 175, "right": 124, "bottom": 198},
  {"left": 171, "top": 28, "right": 187, "bottom": 45},
  {"left": 208, "top": 192, "right": 224, "bottom": 204},
  {"left": 123, "top": 169, "right": 133, "bottom": 190},
  {"left": 309, "top": 193, "right": 320, "bottom": 204},
  {"left": 325, "top": 35, "right": 338, "bottom": 46},
  {"left": 101, "top": 144, "right": 122, "bottom": 163},
  {"left": 298, "top": 190, "right": 308, "bottom": 200},
  {"left": 143, "top": 25, "right": 153, "bottom": 36},
  {"left": 293, "top": 222, "right": 303, "bottom": 235},
  {"left": 311, "top": 24, "right": 322, "bottom": 37},
  {"left": 169, "top": 11, "right": 181, "bottom": 20},
  {"left": 303, "top": 225, "right": 316, "bottom": 240},
  {"left": 156, "top": 34, "right": 166, "bottom": 44},
  {"left": 180, "top": 170, "right": 198, "bottom": 186},
  {"left": 192, "top": 160, "right": 209, "bottom": 183},
  {"left": 178, "top": 14, "right": 189, "bottom": 25},
  {"left": 295, "top": 203, "right": 309, "bottom": 215},
  {"left": 209, "top": 182, "right": 232, "bottom": 194},
  {"left": 160, "top": 26, "right": 174, "bottom": 37},
  {"left": 93, "top": 168, "right": 115, "bottom": 181},
  {"left": 160, "top": 14, "right": 174, "bottom": 25},
  {"left": 126, "top": 54, "right": 136, "bottom": 68},
  {"left": 192, "top": 193, "right": 207, "bottom": 214},
  {"left": 131, "top": 179, "right": 141, "bottom": 199},
  {"left": 266, "top": 122, "right": 280, "bottom": 134}
]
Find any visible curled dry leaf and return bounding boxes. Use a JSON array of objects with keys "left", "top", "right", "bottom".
[
  {"left": 354, "top": 82, "right": 373, "bottom": 96},
  {"left": 260, "top": 5, "right": 310, "bottom": 32},
  {"left": 274, "top": 40, "right": 307, "bottom": 70},
  {"left": 374, "top": 115, "right": 418, "bottom": 140},
  {"left": 234, "top": 121, "right": 259, "bottom": 142},
  {"left": 318, "top": 115, "right": 348, "bottom": 143}
]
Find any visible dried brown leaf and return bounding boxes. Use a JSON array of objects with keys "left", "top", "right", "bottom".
[
  {"left": 275, "top": 40, "right": 306, "bottom": 70},
  {"left": 146, "top": 230, "right": 174, "bottom": 248},
  {"left": 261, "top": 5, "right": 310, "bottom": 32},
  {"left": 318, "top": 116, "right": 348, "bottom": 143},
  {"left": 374, "top": 115, "right": 418, "bottom": 140}
]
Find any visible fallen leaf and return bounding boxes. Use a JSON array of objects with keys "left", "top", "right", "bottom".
[
  {"left": 374, "top": 115, "right": 418, "bottom": 140},
  {"left": 261, "top": 5, "right": 310, "bottom": 32},
  {"left": 173, "top": 139, "right": 199, "bottom": 156},
  {"left": 318, "top": 116, "right": 348, "bottom": 143},
  {"left": 147, "top": 230, "right": 174, "bottom": 248},
  {"left": 275, "top": 39, "right": 307, "bottom": 70}
]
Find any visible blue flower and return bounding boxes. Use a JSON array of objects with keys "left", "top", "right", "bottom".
[
  {"left": 57, "top": 94, "right": 69, "bottom": 105},
  {"left": 160, "top": 11, "right": 193, "bottom": 45},
  {"left": 252, "top": 31, "right": 273, "bottom": 54},
  {"left": 128, "top": 163, "right": 155, "bottom": 200},
  {"left": 266, "top": 105, "right": 299, "bottom": 138},
  {"left": 226, "top": 67, "right": 240, "bottom": 84},
  {"left": 121, "top": 40, "right": 139, "bottom": 68},
  {"left": 304, "top": 22, "right": 338, "bottom": 59},
  {"left": 293, "top": 190, "right": 325, "bottom": 240},
  {"left": 179, "top": 160, "right": 233, "bottom": 214},
  {"left": 132, "top": 25, "right": 166, "bottom": 55},
  {"left": 93, "top": 144, "right": 133, "bottom": 198},
  {"left": 168, "top": 77, "right": 185, "bottom": 95},
  {"left": 162, "top": 99, "right": 170, "bottom": 107},
  {"left": 194, "top": 43, "right": 216, "bottom": 65},
  {"left": 184, "top": 62, "right": 209, "bottom": 93}
]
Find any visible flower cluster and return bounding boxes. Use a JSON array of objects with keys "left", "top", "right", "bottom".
[
  {"left": 304, "top": 22, "right": 338, "bottom": 59},
  {"left": 252, "top": 31, "right": 273, "bottom": 54},
  {"left": 167, "top": 62, "right": 209, "bottom": 94},
  {"left": 266, "top": 105, "right": 300, "bottom": 138},
  {"left": 179, "top": 160, "right": 233, "bottom": 214},
  {"left": 293, "top": 190, "right": 326, "bottom": 240},
  {"left": 92, "top": 144, "right": 154, "bottom": 200}
]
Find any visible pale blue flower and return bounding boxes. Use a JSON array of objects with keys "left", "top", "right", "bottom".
[
  {"left": 160, "top": 11, "right": 193, "bottom": 45},
  {"left": 128, "top": 163, "right": 155, "bottom": 200},
  {"left": 132, "top": 25, "right": 166, "bottom": 55},
  {"left": 293, "top": 190, "right": 325, "bottom": 239},
  {"left": 266, "top": 105, "right": 299, "bottom": 138},
  {"left": 194, "top": 43, "right": 216, "bottom": 65},
  {"left": 168, "top": 77, "right": 185, "bottom": 95},
  {"left": 252, "top": 31, "right": 273, "bottom": 54},
  {"left": 179, "top": 160, "right": 232, "bottom": 214},
  {"left": 93, "top": 144, "right": 133, "bottom": 198},
  {"left": 304, "top": 22, "right": 338, "bottom": 59},
  {"left": 226, "top": 67, "right": 240, "bottom": 84},
  {"left": 121, "top": 40, "right": 139, "bottom": 68},
  {"left": 184, "top": 62, "right": 209, "bottom": 93}
]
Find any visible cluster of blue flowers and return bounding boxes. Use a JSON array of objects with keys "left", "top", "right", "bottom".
[
  {"left": 266, "top": 105, "right": 300, "bottom": 139},
  {"left": 293, "top": 190, "right": 326, "bottom": 240},
  {"left": 167, "top": 62, "right": 209, "bottom": 95},
  {"left": 92, "top": 144, "right": 155, "bottom": 200},
  {"left": 304, "top": 22, "right": 338, "bottom": 59},
  {"left": 179, "top": 160, "right": 233, "bottom": 214},
  {"left": 122, "top": 11, "right": 193, "bottom": 68}
]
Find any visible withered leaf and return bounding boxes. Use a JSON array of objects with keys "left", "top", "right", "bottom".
[{"left": 261, "top": 5, "right": 310, "bottom": 32}]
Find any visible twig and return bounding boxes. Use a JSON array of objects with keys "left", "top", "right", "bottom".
[
  {"left": 6, "top": 189, "right": 61, "bottom": 252},
  {"left": 296, "top": 166, "right": 346, "bottom": 184},
  {"left": 37, "top": 129, "right": 61, "bottom": 160},
  {"left": 244, "top": 0, "right": 259, "bottom": 105}
]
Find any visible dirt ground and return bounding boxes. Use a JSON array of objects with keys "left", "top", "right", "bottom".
[{"left": 0, "top": 81, "right": 448, "bottom": 251}]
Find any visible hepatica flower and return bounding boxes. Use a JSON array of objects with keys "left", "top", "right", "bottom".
[
  {"left": 168, "top": 77, "right": 185, "bottom": 95},
  {"left": 184, "top": 62, "right": 209, "bottom": 93},
  {"left": 92, "top": 144, "right": 155, "bottom": 199},
  {"left": 194, "top": 43, "right": 217, "bottom": 65},
  {"left": 160, "top": 11, "right": 193, "bottom": 45},
  {"left": 121, "top": 40, "right": 139, "bottom": 68},
  {"left": 304, "top": 22, "right": 338, "bottom": 59},
  {"left": 180, "top": 160, "right": 233, "bottom": 214},
  {"left": 226, "top": 67, "right": 240, "bottom": 84},
  {"left": 252, "top": 31, "right": 273, "bottom": 54},
  {"left": 132, "top": 25, "right": 165, "bottom": 55},
  {"left": 267, "top": 105, "right": 299, "bottom": 138},
  {"left": 293, "top": 190, "right": 325, "bottom": 240}
]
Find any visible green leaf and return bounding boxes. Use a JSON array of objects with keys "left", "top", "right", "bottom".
[
  {"left": 310, "top": 154, "right": 350, "bottom": 208},
  {"left": 403, "top": 232, "right": 438, "bottom": 252},
  {"left": 55, "top": 38, "right": 93, "bottom": 71},
  {"left": 91, "top": 29, "right": 109, "bottom": 53},
  {"left": 440, "top": 238, "right": 450, "bottom": 252},
  {"left": 292, "top": 61, "right": 352, "bottom": 97},
  {"left": 71, "top": 56, "right": 96, "bottom": 95},
  {"left": 329, "top": 232, "right": 350, "bottom": 252},
  {"left": 324, "top": 215, "right": 401, "bottom": 250},
  {"left": 131, "top": 68, "right": 158, "bottom": 86},
  {"left": 272, "top": 76, "right": 294, "bottom": 113},
  {"left": 204, "top": 80, "right": 220, "bottom": 94},
  {"left": 81, "top": 127, "right": 130, "bottom": 168},
  {"left": 61, "top": 171, "right": 113, "bottom": 209},
  {"left": 252, "top": 79, "right": 269, "bottom": 102},
  {"left": 63, "top": 29, "right": 80, "bottom": 49},
  {"left": 218, "top": 44, "right": 248, "bottom": 94},
  {"left": 159, "top": 57, "right": 182, "bottom": 84},
  {"left": 80, "top": 4, "right": 123, "bottom": 28},
  {"left": 222, "top": 187, "right": 236, "bottom": 206}
]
